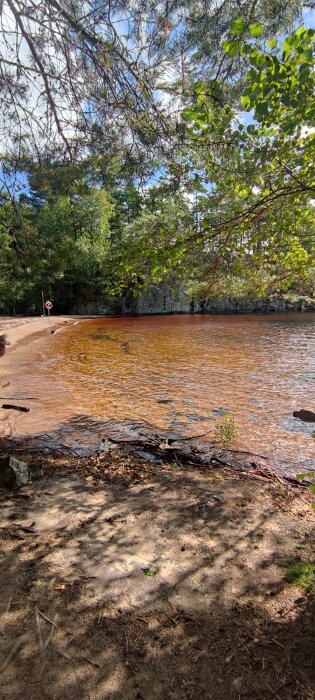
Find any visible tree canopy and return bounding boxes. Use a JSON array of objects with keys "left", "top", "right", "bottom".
[{"left": 0, "top": 2, "right": 314, "bottom": 311}]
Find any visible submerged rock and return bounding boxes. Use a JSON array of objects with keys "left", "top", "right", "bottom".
[{"left": 293, "top": 409, "right": 315, "bottom": 423}]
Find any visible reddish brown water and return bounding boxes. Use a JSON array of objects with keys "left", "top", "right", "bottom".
[{"left": 4, "top": 314, "right": 315, "bottom": 474}]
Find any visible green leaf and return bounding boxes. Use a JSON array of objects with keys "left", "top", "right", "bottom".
[
  {"left": 231, "top": 18, "right": 246, "bottom": 35},
  {"left": 240, "top": 95, "right": 251, "bottom": 109},
  {"left": 223, "top": 39, "right": 241, "bottom": 57},
  {"left": 255, "top": 102, "right": 269, "bottom": 117},
  {"left": 249, "top": 23, "right": 264, "bottom": 38},
  {"left": 267, "top": 39, "right": 277, "bottom": 49},
  {"left": 142, "top": 567, "right": 157, "bottom": 577}
]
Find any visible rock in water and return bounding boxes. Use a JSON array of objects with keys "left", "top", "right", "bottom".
[{"left": 293, "top": 409, "right": 315, "bottom": 423}]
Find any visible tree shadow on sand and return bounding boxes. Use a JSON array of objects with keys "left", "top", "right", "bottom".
[{"left": 0, "top": 417, "right": 314, "bottom": 699}]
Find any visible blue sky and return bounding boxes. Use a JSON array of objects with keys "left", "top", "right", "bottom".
[{"left": 303, "top": 8, "right": 315, "bottom": 28}]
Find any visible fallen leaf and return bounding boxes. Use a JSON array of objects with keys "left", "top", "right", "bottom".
[{"left": 142, "top": 567, "right": 157, "bottom": 577}]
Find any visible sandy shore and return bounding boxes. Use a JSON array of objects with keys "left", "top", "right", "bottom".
[
  {"left": 0, "top": 315, "right": 79, "bottom": 351},
  {"left": 0, "top": 447, "right": 314, "bottom": 700}
]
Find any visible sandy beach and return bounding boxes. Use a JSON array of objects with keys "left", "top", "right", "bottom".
[
  {"left": 0, "top": 315, "right": 77, "bottom": 351},
  {"left": 0, "top": 316, "right": 84, "bottom": 435}
]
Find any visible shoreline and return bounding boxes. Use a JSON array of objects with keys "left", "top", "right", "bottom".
[
  {"left": 1, "top": 309, "right": 315, "bottom": 354},
  {"left": 0, "top": 314, "right": 314, "bottom": 479},
  {"left": 0, "top": 315, "right": 87, "bottom": 352}
]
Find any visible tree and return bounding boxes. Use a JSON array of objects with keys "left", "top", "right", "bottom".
[
  {"left": 0, "top": 184, "right": 114, "bottom": 312},
  {"left": 0, "top": 0, "right": 308, "bottom": 164},
  {"left": 160, "top": 25, "right": 315, "bottom": 300}
]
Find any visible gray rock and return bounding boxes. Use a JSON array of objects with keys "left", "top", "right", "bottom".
[
  {"left": 0, "top": 455, "right": 31, "bottom": 489},
  {"left": 10, "top": 457, "right": 31, "bottom": 486}
]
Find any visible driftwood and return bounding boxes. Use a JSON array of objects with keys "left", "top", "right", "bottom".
[
  {"left": 98, "top": 419, "right": 303, "bottom": 488},
  {"left": 1, "top": 418, "right": 308, "bottom": 491},
  {"left": 2, "top": 404, "right": 30, "bottom": 412}
]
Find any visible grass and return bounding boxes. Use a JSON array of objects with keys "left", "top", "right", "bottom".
[
  {"left": 214, "top": 415, "right": 236, "bottom": 449},
  {"left": 285, "top": 562, "right": 315, "bottom": 592}
]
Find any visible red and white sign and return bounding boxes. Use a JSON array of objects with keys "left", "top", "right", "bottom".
[{"left": 44, "top": 300, "right": 53, "bottom": 310}]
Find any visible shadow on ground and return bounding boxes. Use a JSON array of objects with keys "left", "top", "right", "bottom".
[{"left": 0, "top": 425, "right": 314, "bottom": 699}]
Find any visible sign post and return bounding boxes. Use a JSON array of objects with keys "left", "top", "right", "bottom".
[
  {"left": 41, "top": 290, "right": 45, "bottom": 316},
  {"left": 44, "top": 300, "right": 53, "bottom": 317}
]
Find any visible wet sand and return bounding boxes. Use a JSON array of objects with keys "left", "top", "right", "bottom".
[
  {"left": 0, "top": 316, "right": 76, "bottom": 351},
  {"left": 0, "top": 316, "right": 89, "bottom": 435}
]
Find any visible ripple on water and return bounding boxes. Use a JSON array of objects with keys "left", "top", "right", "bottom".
[{"left": 7, "top": 313, "right": 315, "bottom": 474}]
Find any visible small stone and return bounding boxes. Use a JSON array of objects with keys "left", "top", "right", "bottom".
[{"left": 232, "top": 677, "right": 243, "bottom": 691}]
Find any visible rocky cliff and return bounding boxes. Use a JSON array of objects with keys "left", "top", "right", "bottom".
[{"left": 72, "top": 283, "right": 315, "bottom": 315}]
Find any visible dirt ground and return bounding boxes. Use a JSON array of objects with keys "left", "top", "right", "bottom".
[{"left": 0, "top": 451, "right": 314, "bottom": 700}]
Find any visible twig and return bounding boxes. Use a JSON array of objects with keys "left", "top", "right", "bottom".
[
  {"left": 271, "top": 637, "right": 285, "bottom": 649},
  {"left": 0, "top": 397, "right": 39, "bottom": 401},
  {"left": 35, "top": 609, "right": 44, "bottom": 653},
  {"left": 35, "top": 609, "right": 57, "bottom": 654},
  {"left": 78, "top": 654, "right": 100, "bottom": 669},
  {"left": 226, "top": 448, "right": 268, "bottom": 460},
  {"left": 42, "top": 617, "right": 57, "bottom": 652},
  {"left": 5, "top": 596, "right": 12, "bottom": 614},
  {"left": 36, "top": 609, "right": 58, "bottom": 628},
  {"left": 167, "top": 429, "right": 213, "bottom": 442}
]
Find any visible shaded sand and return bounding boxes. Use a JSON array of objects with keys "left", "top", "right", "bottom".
[{"left": 0, "top": 451, "right": 314, "bottom": 699}]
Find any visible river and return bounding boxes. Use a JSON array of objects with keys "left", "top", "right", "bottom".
[{"left": 4, "top": 314, "right": 315, "bottom": 475}]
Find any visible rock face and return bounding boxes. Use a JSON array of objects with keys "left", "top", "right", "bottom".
[
  {"left": 71, "top": 283, "right": 315, "bottom": 316},
  {"left": 293, "top": 409, "right": 315, "bottom": 423}
]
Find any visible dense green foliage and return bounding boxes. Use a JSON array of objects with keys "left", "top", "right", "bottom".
[{"left": 0, "top": 183, "right": 114, "bottom": 311}]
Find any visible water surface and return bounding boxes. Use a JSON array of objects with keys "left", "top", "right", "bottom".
[{"left": 6, "top": 314, "right": 315, "bottom": 474}]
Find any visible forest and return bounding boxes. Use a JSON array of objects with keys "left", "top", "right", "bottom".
[{"left": 0, "top": 0, "right": 314, "bottom": 313}]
